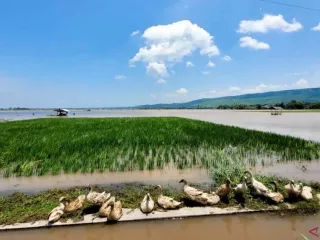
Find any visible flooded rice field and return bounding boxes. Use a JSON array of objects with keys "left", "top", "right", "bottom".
[
  {"left": 0, "top": 213, "right": 319, "bottom": 240},
  {"left": 1, "top": 161, "right": 319, "bottom": 196},
  {"left": 1, "top": 109, "right": 320, "bottom": 142}
]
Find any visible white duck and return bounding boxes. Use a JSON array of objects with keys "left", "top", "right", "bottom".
[
  {"left": 233, "top": 176, "right": 248, "bottom": 196},
  {"left": 264, "top": 181, "right": 284, "bottom": 204},
  {"left": 48, "top": 197, "right": 67, "bottom": 223},
  {"left": 140, "top": 193, "right": 155, "bottom": 214},
  {"left": 284, "top": 180, "right": 302, "bottom": 198},
  {"left": 299, "top": 184, "right": 313, "bottom": 201},
  {"left": 86, "top": 184, "right": 111, "bottom": 205},
  {"left": 244, "top": 170, "right": 270, "bottom": 196},
  {"left": 156, "top": 185, "right": 182, "bottom": 209},
  {"left": 179, "top": 179, "right": 219, "bottom": 205}
]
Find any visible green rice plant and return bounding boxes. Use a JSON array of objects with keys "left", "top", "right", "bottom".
[{"left": 0, "top": 117, "right": 319, "bottom": 177}]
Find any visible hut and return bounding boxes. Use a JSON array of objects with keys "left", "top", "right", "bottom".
[
  {"left": 270, "top": 106, "right": 283, "bottom": 115},
  {"left": 53, "top": 108, "right": 69, "bottom": 116}
]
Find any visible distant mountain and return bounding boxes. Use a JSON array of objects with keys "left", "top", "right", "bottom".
[{"left": 135, "top": 87, "right": 320, "bottom": 109}]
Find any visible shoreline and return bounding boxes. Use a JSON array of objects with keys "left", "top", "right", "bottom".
[{"left": 0, "top": 206, "right": 283, "bottom": 231}]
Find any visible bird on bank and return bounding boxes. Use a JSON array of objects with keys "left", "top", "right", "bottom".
[
  {"left": 216, "top": 178, "right": 232, "bottom": 198},
  {"left": 99, "top": 196, "right": 123, "bottom": 221},
  {"left": 156, "top": 185, "right": 182, "bottom": 210},
  {"left": 48, "top": 197, "right": 68, "bottom": 223},
  {"left": 233, "top": 176, "right": 248, "bottom": 197},
  {"left": 86, "top": 184, "right": 111, "bottom": 205},
  {"left": 299, "top": 184, "right": 313, "bottom": 201},
  {"left": 64, "top": 195, "right": 86, "bottom": 213},
  {"left": 244, "top": 170, "right": 270, "bottom": 196},
  {"left": 265, "top": 181, "right": 284, "bottom": 204},
  {"left": 140, "top": 193, "right": 155, "bottom": 214},
  {"left": 285, "top": 180, "right": 302, "bottom": 199},
  {"left": 179, "top": 179, "right": 219, "bottom": 205}
]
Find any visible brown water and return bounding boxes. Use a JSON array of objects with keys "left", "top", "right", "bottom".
[
  {"left": 0, "top": 167, "right": 211, "bottom": 195},
  {"left": 1, "top": 161, "right": 320, "bottom": 195},
  {"left": 1, "top": 213, "right": 319, "bottom": 240}
]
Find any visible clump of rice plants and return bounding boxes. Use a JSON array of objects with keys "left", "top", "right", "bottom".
[{"left": 0, "top": 117, "right": 319, "bottom": 177}]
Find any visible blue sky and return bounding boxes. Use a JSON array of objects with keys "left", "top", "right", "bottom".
[{"left": 0, "top": 0, "right": 320, "bottom": 108}]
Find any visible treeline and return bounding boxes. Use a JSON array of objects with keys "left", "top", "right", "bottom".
[{"left": 217, "top": 100, "right": 320, "bottom": 110}]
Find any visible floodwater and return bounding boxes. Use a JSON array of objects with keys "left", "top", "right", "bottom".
[
  {"left": 0, "top": 213, "right": 319, "bottom": 240},
  {"left": 0, "top": 109, "right": 320, "bottom": 142},
  {"left": 0, "top": 167, "right": 211, "bottom": 195},
  {"left": 1, "top": 161, "right": 319, "bottom": 196}
]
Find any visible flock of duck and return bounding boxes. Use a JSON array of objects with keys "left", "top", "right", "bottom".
[{"left": 48, "top": 170, "right": 315, "bottom": 224}]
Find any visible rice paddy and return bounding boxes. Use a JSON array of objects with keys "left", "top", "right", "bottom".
[{"left": 0, "top": 117, "right": 319, "bottom": 177}]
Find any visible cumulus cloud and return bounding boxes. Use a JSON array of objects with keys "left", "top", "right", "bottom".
[
  {"left": 186, "top": 61, "right": 194, "bottom": 67},
  {"left": 222, "top": 55, "right": 232, "bottom": 61},
  {"left": 146, "top": 62, "right": 168, "bottom": 77},
  {"left": 311, "top": 23, "right": 320, "bottom": 31},
  {"left": 130, "top": 20, "right": 220, "bottom": 76},
  {"left": 131, "top": 30, "right": 140, "bottom": 36},
  {"left": 202, "top": 71, "right": 210, "bottom": 75},
  {"left": 294, "top": 79, "right": 309, "bottom": 88},
  {"left": 114, "top": 75, "right": 126, "bottom": 80},
  {"left": 207, "top": 61, "right": 215, "bottom": 67},
  {"left": 156, "top": 79, "right": 166, "bottom": 84},
  {"left": 237, "top": 14, "right": 303, "bottom": 33},
  {"left": 239, "top": 36, "right": 270, "bottom": 50},
  {"left": 176, "top": 88, "right": 188, "bottom": 95}
]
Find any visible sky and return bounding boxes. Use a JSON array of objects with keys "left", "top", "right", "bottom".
[{"left": 0, "top": 0, "right": 320, "bottom": 108}]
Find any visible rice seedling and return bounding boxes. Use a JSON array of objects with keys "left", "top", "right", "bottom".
[{"left": 0, "top": 117, "right": 319, "bottom": 177}]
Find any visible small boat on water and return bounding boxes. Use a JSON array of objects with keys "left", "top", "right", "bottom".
[{"left": 53, "top": 108, "right": 69, "bottom": 117}]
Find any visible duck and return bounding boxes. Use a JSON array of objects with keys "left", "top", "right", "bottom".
[
  {"left": 64, "top": 195, "right": 86, "bottom": 213},
  {"left": 140, "top": 193, "right": 155, "bottom": 214},
  {"left": 244, "top": 170, "right": 270, "bottom": 196},
  {"left": 201, "top": 192, "right": 220, "bottom": 205},
  {"left": 284, "top": 180, "right": 302, "bottom": 198},
  {"left": 106, "top": 197, "right": 123, "bottom": 221},
  {"left": 299, "top": 184, "right": 313, "bottom": 201},
  {"left": 99, "top": 196, "right": 123, "bottom": 221},
  {"left": 93, "top": 191, "right": 111, "bottom": 205},
  {"left": 48, "top": 197, "right": 67, "bottom": 223},
  {"left": 86, "top": 184, "right": 111, "bottom": 205},
  {"left": 216, "top": 178, "right": 232, "bottom": 198},
  {"left": 156, "top": 185, "right": 182, "bottom": 209},
  {"left": 233, "top": 176, "right": 248, "bottom": 196},
  {"left": 179, "top": 179, "right": 219, "bottom": 205},
  {"left": 179, "top": 179, "right": 204, "bottom": 201},
  {"left": 265, "top": 181, "right": 284, "bottom": 204}
]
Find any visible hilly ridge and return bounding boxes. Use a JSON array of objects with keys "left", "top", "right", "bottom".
[{"left": 136, "top": 87, "right": 320, "bottom": 109}]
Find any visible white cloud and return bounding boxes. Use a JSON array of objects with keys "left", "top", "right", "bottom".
[
  {"left": 239, "top": 36, "right": 270, "bottom": 50},
  {"left": 222, "top": 55, "right": 232, "bottom": 61},
  {"left": 131, "top": 30, "right": 140, "bottom": 36},
  {"left": 228, "top": 87, "right": 242, "bottom": 92},
  {"left": 186, "top": 61, "right": 194, "bottom": 67},
  {"left": 130, "top": 20, "right": 220, "bottom": 76},
  {"left": 176, "top": 88, "right": 188, "bottom": 95},
  {"left": 156, "top": 79, "right": 166, "bottom": 84},
  {"left": 202, "top": 71, "right": 210, "bottom": 75},
  {"left": 238, "top": 14, "right": 303, "bottom": 33},
  {"left": 114, "top": 75, "right": 126, "bottom": 80},
  {"left": 311, "top": 23, "right": 320, "bottom": 31},
  {"left": 207, "top": 61, "right": 215, "bottom": 67},
  {"left": 146, "top": 62, "right": 168, "bottom": 77},
  {"left": 294, "top": 79, "right": 309, "bottom": 88},
  {"left": 150, "top": 94, "right": 157, "bottom": 99}
]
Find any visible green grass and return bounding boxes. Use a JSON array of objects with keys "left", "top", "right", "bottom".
[
  {"left": 0, "top": 117, "right": 319, "bottom": 177},
  {"left": 0, "top": 179, "right": 319, "bottom": 225}
]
